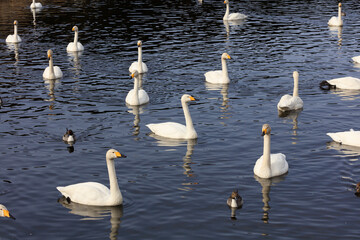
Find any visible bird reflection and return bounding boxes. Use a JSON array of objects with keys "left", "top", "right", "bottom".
[
  {"left": 6, "top": 43, "right": 20, "bottom": 64},
  {"left": 254, "top": 174, "right": 286, "bottom": 224},
  {"left": 223, "top": 19, "right": 246, "bottom": 38},
  {"left": 328, "top": 26, "right": 342, "bottom": 47},
  {"left": 67, "top": 51, "right": 82, "bottom": 77},
  {"left": 127, "top": 105, "right": 143, "bottom": 136},
  {"left": 31, "top": 8, "right": 41, "bottom": 26},
  {"left": 58, "top": 197, "right": 123, "bottom": 240},
  {"left": 278, "top": 109, "right": 302, "bottom": 138},
  {"left": 326, "top": 141, "right": 360, "bottom": 157},
  {"left": 327, "top": 88, "right": 360, "bottom": 101},
  {"left": 205, "top": 82, "right": 230, "bottom": 120},
  {"left": 44, "top": 78, "right": 60, "bottom": 110}
]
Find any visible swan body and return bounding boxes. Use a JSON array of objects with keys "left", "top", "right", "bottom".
[
  {"left": 30, "top": 0, "right": 42, "bottom": 9},
  {"left": 66, "top": 26, "right": 84, "bottom": 52},
  {"left": 223, "top": 0, "right": 247, "bottom": 21},
  {"left": 63, "top": 129, "right": 76, "bottom": 143},
  {"left": 129, "top": 40, "right": 148, "bottom": 73},
  {"left": 0, "top": 204, "right": 15, "bottom": 220},
  {"left": 146, "top": 94, "right": 197, "bottom": 139},
  {"left": 43, "top": 49, "right": 63, "bottom": 80},
  {"left": 6, "top": 20, "right": 22, "bottom": 43},
  {"left": 352, "top": 56, "right": 360, "bottom": 63},
  {"left": 320, "top": 77, "right": 360, "bottom": 90},
  {"left": 254, "top": 124, "right": 289, "bottom": 179},
  {"left": 227, "top": 190, "right": 243, "bottom": 208},
  {"left": 277, "top": 71, "right": 304, "bottom": 111},
  {"left": 205, "top": 53, "right": 231, "bottom": 84},
  {"left": 328, "top": 3, "right": 343, "bottom": 27},
  {"left": 327, "top": 129, "right": 360, "bottom": 147},
  {"left": 57, "top": 149, "right": 126, "bottom": 206},
  {"left": 126, "top": 71, "right": 149, "bottom": 105}
]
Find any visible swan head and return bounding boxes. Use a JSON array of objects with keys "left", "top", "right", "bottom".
[
  {"left": 261, "top": 124, "right": 271, "bottom": 136},
  {"left": 130, "top": 70, "right": 139, "bottom": 78},
  {"left": 13, "top": 20, "right": 18, "bottom": 25},
  {"left": 47, "top": 49, "right": 53, "bottom": 59},
  {"left": 72, "top": 26, "right": 79, "bottom": 32},
  {"left": 221, "top": 53, "right": 231, "bottom": 60},
  {"left": 106, "top": 149, "right": 126, "bottom": 161},
  {"left": 181, "top": 94, "right": 196, "bottom": 103},
  {"left": 137, "top": 40, "right": 142, "bottom": 47},
  {"left": 338, "top": 2, "right": 342, "bottom": 7},
  {"left": 293, "top": 71, "right": 299, "bottom": 79},
  {"left": 224, "top": 0, "right": 229, "bottom": 4},
  {"left": 0, "top": 204, "right": 15, "bottom": 220}
]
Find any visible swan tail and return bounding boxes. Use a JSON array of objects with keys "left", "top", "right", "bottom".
[{"left": 319, "top": 81, "right": 335, "bottom": 90}]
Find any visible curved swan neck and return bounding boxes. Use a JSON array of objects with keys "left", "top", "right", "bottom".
[
  {"left": 49, "top": 56, "right": 55, "bottom": 79},
  {"left": 182, "top": 100, "right": 194, "bottom": 132},
  {"left": 261, "top": 134, "right": 271, "bottom": 174},
  {"left": 293, "top": 74, "right": 299, "bottom": 97},
  {"left": 221, "top": 57, "right": 230, "bottom": 82},
  {"left": 106, "top": 157, "right": 120, "bottom": 197},
  {"left": 138, "top": 46, "right": 143, "bottom": 73},
  {"left": 224, "top": 3, "right": 230, "bottom": 20}
]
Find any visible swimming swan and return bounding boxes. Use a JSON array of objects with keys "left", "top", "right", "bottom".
[
  {"left": 30, "top": 0, "right": 42, "bottom": 9},
  {"left": 327, "top": 129, "right": 360, "bottom": 147},
  {"left": 227, "top": 189, "right": 243, "bottom": 208},
  {"left": 129, "top": 40, "right": 148, "bottom": 73},
  {"left": 57, "top": 149, "right": 127, "bottom": 206},
  {"left": 204, "top": 53, "right": 231, "bottom": 84},
  {"left": 319, "top": 77, "right": 360, "bottom": 90},
  {"left": 6, "top": 20, "right": 22, "bottom": 43},
  {"left": 63, "top": 128, "right": 76, "bottom": 143},
  {"left": 146, "top": 94, "right": 197, "bottom": 139},
  {"left": 254, "top": 124, "right": 289, "bottom": 179},
  {"left": 277, "top": 71, "right": 304, "bottom": 112},
  {"left": 352, "top": 56, "right": 360, "bottom": 64},
  {"left": 43, "top": 49, "right": 63, "bottom": 80},
  {"left": 126, "top": 71, "right": 149, "bottom": 106},
  {"left": 223, "top": 0, "right": 247, "bottom": 21},
  {"left": 328, "top": 3, "right": 343, "bottom": 27},
  {"left": 0, "top": 204, "right": 15, "bottom": 220},
  {"left": 66, "top": 26, "right": 84, "bottom": 52}
]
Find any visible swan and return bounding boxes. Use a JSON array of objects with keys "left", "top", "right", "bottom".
[
  {"left": 254, "top": 124, "right": 289, "bottom": 179},
  {"left": 352, "top": 56, "right": 360, "bottom": 63},
  {"left": 57, "top": 149, "right": 127, "bottom": 206},
  {"left": 129, "top": 40, "right": 148, "bottom": 73},
  {"left": 5, "top": 20, "right": 22, "bottom": 43},
  {"left": 223, "top": 0, "right": 247, "bottom": 21},
  {"left": 227, "top": 189, "right": 243, "bottom": 208},
  {"left": 66, "top": 26, "right": 84, "bottom": 52},
  {"left": 30, "top": 0, "right": 42, "bottom": 9},
  {"left": 327, "top": 129, "right": 360, "bottom": 147},
  {"left": 277, "top": 71, "right": 304, "bottom": 112},
  {"left": 146, "top": 94, "right": 197, "bottom": 139},
  {"left": 204, "top": 53, "right": 231, "bottom": 84},
  {"left": 43, "top": 49, "right": 63, "bottom": 80},
  {"left": 328, "top": 3, "right": 343, "bottom": 27},
  {"left": 63, "top": 128, "right": 76, "bottom": 143},
  {"left": 319, "top": 77, "right": 360, "bottom": 90},
  {"left": 125, "top": 71, "right": 149, "bottom": 106},
  {"left": 0, "top": 204, "right": 15, "bottom": 220}
]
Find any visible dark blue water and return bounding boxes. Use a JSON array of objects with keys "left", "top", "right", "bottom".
[{"left": 1, "top": 0, "right": 360, "bottom": 239}]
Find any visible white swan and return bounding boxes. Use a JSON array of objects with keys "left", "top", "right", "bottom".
[
  {"left": 204, "top": 53, "right": 231, "bottom": 84},
  {"left": 319, "top": 77, "right": 360, "bottom": 90},
  {"left": 0, "top": 204, "right": 15, "bottom": 219},
  {"left": 254, "top": 124, "right": 289, "bottom": 179},
  {"left": 5, "top": 20, "right": 22, "bottom": 43},
  {"left": 66, "top": 26, "right": 84, "bottom": 52},
  {"left": 327, "top": 129, "right": 360, "bottom": 147},
  {"left": 146, "top": 94, "right": 197, "bottom": 139},
  {"left": 328, "top": 3, "right": 343, "bottom": 27},
  {"left": 352, "top": 56, "right": 360, "bottom": 63},
  {"left": 223, "top": 0, "right": 247, "bottom": 21},
  {"left": 126, "top": 71, "right": 149, "bottom": 106},
  {"left": 129, "top": 40, "right": 148, "bottom": 73},
  {"left": 57, "top": 149, "right": 126, "bottom": 206},
  {"left": 30, "top": 0, "right": 42, "bottom": 9},
  {"left": 43, "top": 49, "right": 63, "bottom": 80},
  {"left": 277, "top": 71, "right": 304, "bottom": 112}
]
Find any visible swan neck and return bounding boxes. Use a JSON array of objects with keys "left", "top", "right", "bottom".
[
  {"left": 107, "top": 157, "right": 120, "bottom": 198},
  {"left": 14, "top": 24, "right": 18, "bottom": 36},
  {"left": 262, "top": 134, "right": 271, "bottom": 173},
  {"left": 338, "top": 5, "right": 342, "bottom": 20},
  {"left": 182, "top": 100, "right": 194, "bottom": 132},
  {"left": 293, "top": 75, "right": 299, "bottom": 97},
  {"left": 221, "top": 57, "right": 229, "bottom": 82},
  {"left": 138, "top": 46, "right": 143, "bottom": 72},
  {"left": 133, "top": 77, "right": 140, "bottom": 105},
  {"left": 49, "top": 56, "right": 55, "bottom": 79},
  {"left": 224, "top": 3, "right": 229, "bottom": 20},
  {"left": 74, "top": 30, "right": 79, "bottom": 45}
]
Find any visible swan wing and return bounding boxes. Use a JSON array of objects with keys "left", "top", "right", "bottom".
[
  {"left": 125, "top": 89, "right": 149, "bottom": 105},
  {"left": 254, "top": 153, "right": 288, "bottom": 178},
  {"left": 327, "top": 77, "right": 360, "bottom": 90},
  {"left": 129, "top": 62, "right": 148, "bottom": 73},
  {"left": 352, "top": 56, "right": 360, "bottom": 63},
  {"left": 67, "top": 42, "right": 84, "bottom": 52},
  {"left": 228, "top": 13, "right": 247, "bottom": 20},
  {"left": 6, "top": 35, "right": 22, "bottom": 43},
  {"left": 277, "top": 95, "right": 303, "bottom": 111},
  {"left": 328, "top": 16, "right": 342, "bottom": 26},
  {"left": 327, "top": 130, "right": 360, "bottom": 147},
  {"left": 204, "top": 70, "right": 227, "bottom": 84},
  {"left": 146, "top": 122, "right": 187, "bottom": 139},
  {"left": 57, "top": 182, "right": 110, "bottom": 206},
  {"left": 138, "top": 89, "right": 149, "bottom": 104},
  {"left": 54, "top": 66, "right": 63, "bottom": 78}
]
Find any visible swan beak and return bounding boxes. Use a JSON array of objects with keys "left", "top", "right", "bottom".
[
  {"left": 72, "top": 26, "right": 75, "bottom": 31},
  {"left": 227, "top": 54, "right": 231, "bottom": 59},
  {"left": 115, "top": 152, "right": 126, "bottom": 158},
  {"left": 3, "top": 210, "right": 15, "bottom": 220},
  {"left": 14, "top": 20, "right": 17, "bottom": 25},
  {"left": 339, "top": 3, "right": 342, "bottom": 7},
  {"left": 261, "top": 129, "right": 267, "bottom": 136},
  {"left": 189, "top": 96, "right": 196, "bottom": 101},
  {"left": 130, "top": 73, "right": 135, "bottom": 78},
  {"left": 224, "top": 1, "right": 226, "bottom": 3}
]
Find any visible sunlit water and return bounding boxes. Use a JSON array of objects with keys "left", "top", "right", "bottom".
[{"left": 1, "top": 0, "right": 360, "bottom": 239}]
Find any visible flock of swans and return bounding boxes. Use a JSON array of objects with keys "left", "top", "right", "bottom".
[{"left": 1, "top": 0, "right": 360, "bottom": 218}]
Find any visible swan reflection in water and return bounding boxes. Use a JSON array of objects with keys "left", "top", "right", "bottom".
[
  {"left": 43, "top": 78, "right": 61, "bottom": 111},
  {"left": 326, "top": 88, "right": 360, "bottom": 101},
  {"left": 6, "top": 43, "right": 20, "bottom": 64},
  {"left": 31, "top": 8, "right": 41, "bottom": 26},
  {"left": 58, "top": 197, "right": 123, "bottom": 240},
  {"left": 127, "top": 105, "right": 146, "bottom": 136},
  {"left": 328, "top": 26, "right": 342, "bottom": 47},
  {"left": 205, "top": 82, "right": 231, "bottom": 121},
  {"left": 254, "top": 174, "right": 286, "bottom": 224},
  {"left": 223, "top": 19, "right": 246, "bottom": 38},
  {"left": 278, "top": 109, "right": 302, "bottom": 138},
  {"left": 67, "top": 51, "right": 83, "bottom": 77}
]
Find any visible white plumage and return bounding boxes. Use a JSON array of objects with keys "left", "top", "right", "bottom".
[
  {"left": 352, "top": 56, "right": 360, "bottom": 64},
  {"left": 66, "top": 26, "right": 84, "bottom": 52},
  {"left": 126, "top": 71, "right": 149, "bottom": 105},
  {"left": 223, "top": 0, "right": 247, "bottom": 21},
  {"left": 322, "top": 77, "right": 360, "bottom": 90},
  {"left": 57, "top": 149, "right": 126, "bottom": 206},
  {"left": 204, "top": 53, "right": 231, "bottom": 84},
  {"left": 129, "top": 40, "right": 148, "bottom": 73},
  {"left": 6, "top": 20, "right": 22, "bottom": 43},
  {"left": 30, "top": 0, "right": 42, "bottom": 9},
  {"left": 43, "top": 49, "right": 63, "bottom": 80},
  {"left": 277, "top": 71, "right": 304, "bottom": 112},
  {"left": 327, "top": 129, "right": 360, "bottom": 147},
  {"left": 328, "top": 3, "right": 343, "bottom": 27}
]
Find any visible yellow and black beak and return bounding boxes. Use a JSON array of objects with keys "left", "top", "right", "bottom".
[
  {"left": 261, "top": 128, "right": 267, "bottom": 136},
  {"left": 72, "top": 26, "right": 76, "bottom": 31},
  {"left": 3, "top": 209, "right": 15, "bottom": 220},
  {"left": 115, "top": 152, "right": 126, "bottom": 158}
]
